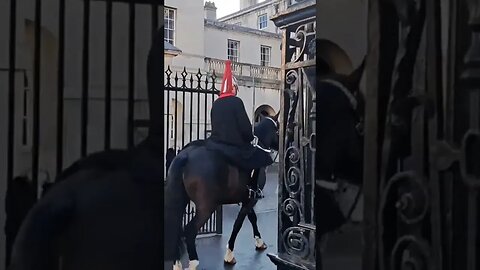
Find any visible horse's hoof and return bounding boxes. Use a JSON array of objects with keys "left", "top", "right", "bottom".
[
  {"left": 254, "top": 237, "right": 267, "bottom": 251},
  {"left": 255, "top": 243, "right": 268, "bottom": 251},
  {"left": 224, "top": 258, "right": 237, "bottom": 265},
  {"left": 224, "top": 246, "right": 236, "bottom": 265},
  {"left": 188, "top": 260, "right": 199, "bottom": 270},
  {"left": 224, "top": 249, "right": 237, "bottom": 265},
  {"left": 173, "top": 260, "right": 182, "bottom": 270}
]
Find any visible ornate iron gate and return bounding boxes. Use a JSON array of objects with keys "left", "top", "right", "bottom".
[
  {"left": 363, "top": 0, "right": 480, "bottom": 269},
  {"left": 267, "top": 1, "right": 316, "bottom": 269},
  {"left": 163, "top": 67, "right": 222, "bottom": 235}
]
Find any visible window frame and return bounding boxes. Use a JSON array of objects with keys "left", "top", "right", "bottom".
[
  {"left": 260, "top": 45, "right": 271, "bottom": 66},
  {"left": 164, "top": 6, "right": 176, "bottom": 45},
  {"left": 258, "top": 13, "right": 268, "bottom": 30},
  {"left": 227, "top": 39, "right": 240, "bottom": 62}
]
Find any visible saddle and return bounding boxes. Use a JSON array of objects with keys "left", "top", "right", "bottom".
[{"left": 183, "top": 139, "right": 272, "bottom": 172}]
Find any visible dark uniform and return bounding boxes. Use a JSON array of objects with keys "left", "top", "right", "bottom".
[
  {"left": 209, "top": 95, "right": 272, "bottom": 198},
  {"left": 210, "top": 96, "right": 253, "bottom": 147}
]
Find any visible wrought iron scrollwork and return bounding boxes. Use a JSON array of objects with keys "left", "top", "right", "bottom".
[
  {"left": 282, "top": 227, "right": 311, "bottom": 258},
  {"left": 380, "top": 171, "right": 429, "bottom": 225},
  {"left": 269, "top": 3, "right": 316, "bottom": 268},
  {"left": 390, "top": 235, "right": 431, "bottom": 270},
  {"left": 291, "top": 22, "right": 316, "bottom": 63}
]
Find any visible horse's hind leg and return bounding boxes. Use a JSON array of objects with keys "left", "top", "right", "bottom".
[
  {"left": 184, "top": 203, "right": 216, "bottom": 270},
  {"left": 172, "top": 237, "right": 183, "bottom": 270}
]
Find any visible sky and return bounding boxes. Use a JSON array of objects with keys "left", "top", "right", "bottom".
[{"left": 205, "top": 0, "right": 240, "bottom": 18}]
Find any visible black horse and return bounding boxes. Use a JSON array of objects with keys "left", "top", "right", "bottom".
[
  {"left": 164, "top": 114, "right": 279, "bottom": 270},
  {"left": 315, "top": 59, "right": 366, "bottom": 268},
  {"left": 8, "top": 29, "right": 165, "bottom": 270}
]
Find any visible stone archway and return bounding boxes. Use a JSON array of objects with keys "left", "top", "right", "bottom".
[{"left": 254, "top": 104, "right": 275, "bottom": 123}]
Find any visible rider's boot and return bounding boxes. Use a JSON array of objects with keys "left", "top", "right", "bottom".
[{"left": 248, "top": 169, "right": 263, "bottom": 199}]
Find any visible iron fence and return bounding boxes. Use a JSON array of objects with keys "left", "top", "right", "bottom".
[
  {"left": 164, "top": 66, "right": 222, "bottom": 235},
  {"left": 2, "top": 0, "right": 161, "bottom": 266}
]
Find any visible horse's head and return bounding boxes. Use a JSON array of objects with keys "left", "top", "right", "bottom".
[
  {"left": 254, "top": 111, "right": 280, "bottom": 152},
  {"left": 316, "top": 58, "right": 366, "bottom": 184}
]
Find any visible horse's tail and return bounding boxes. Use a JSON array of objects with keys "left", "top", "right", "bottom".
[{"left": 164, "top": 152, "right": 189, "bottom": 261}]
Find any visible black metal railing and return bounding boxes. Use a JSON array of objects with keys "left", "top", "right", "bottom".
[
  {"left": 164, "top": 66, "right": 222, "bottom": 235},
  {"left": 3, "top": 1, "right": 161, "bottom": 265}
]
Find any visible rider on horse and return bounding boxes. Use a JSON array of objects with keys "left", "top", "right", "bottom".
[{"left": 209, "top": 60, "right": 273, "bottom": 199}]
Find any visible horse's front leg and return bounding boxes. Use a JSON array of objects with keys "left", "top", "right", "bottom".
[
  {"left": 225, "top": 201, "right": 250, "bottom": 265},
  {"left": 247, "top": 208, "right": 267, "bottom": 250}
]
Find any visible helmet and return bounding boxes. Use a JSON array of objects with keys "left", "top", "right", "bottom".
[{"left": 219, "top": 60, "right": 239, "bottom": 98}]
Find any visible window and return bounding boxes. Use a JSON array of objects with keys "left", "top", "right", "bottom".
[
  {"left": 164, "top": 7, "right": 176, "bottom": 45},
  {"left": 227, "top": 39, "right": 240, "bottom": 62},
  {"left": 260, "top": 45, "right": 271, "bottom": 66},
  {"left": 258, "top": 14, "right": 268, "bottom": 30}
]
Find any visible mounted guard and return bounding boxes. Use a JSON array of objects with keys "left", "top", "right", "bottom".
[{"left": 207, "top": 60, "right": 275, "bottom": 199}]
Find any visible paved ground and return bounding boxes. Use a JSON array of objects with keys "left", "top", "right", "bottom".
[
  {"left": 322, "top": 223, "right": 362, "bottom": 270},
  {"left": 176, "top": 167, "right": 363, "bottom": 270},
  {"left": 177, "top": 168, "right": 279, "bottom": 270}
]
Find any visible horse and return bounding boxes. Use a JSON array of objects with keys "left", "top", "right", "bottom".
[
  {"left": 8, "top": 29, "right": 165, "bottom": 270},
  {"left": 164, "top": 113, "right": 280, "bottom": 270},
  {"left": 315, "top": 59, "right": 366, "bottom": 269}
]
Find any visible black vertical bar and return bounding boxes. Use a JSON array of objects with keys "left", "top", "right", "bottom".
[
  {"left": 211, "top": 76, "right": 215, "bottom": 121},
  {"left": 56, "top": 0, "right": 65, "bottom": 175},
  {"left": 81, "top": 0, "right": 90, "bottom": 157},
  {"left": 216, "top": 206, "right": 223, "bottom": 234},
  {"left": 174, "top": 82, "right": 178, "bottom": 151},
  {"left": 196, "top": 90, "right": 200, "bottom": 139},
  {"left": 7, "top": 0, "right": 17, "bottom": 200},
  {"left": 166, "top": 88, "right": 170, "bottom": 150},
  {"left": 181, "top": 88, "right": 185, "bottom": 148},
  {"left": 32, "top": 0, "right": 41, "bottom": 194},
  {"left": 127, "top": 1, "right": 135, "bottom": 148},
  {"left": 104, "top": 0, "right": 112, "bottom": 149},
  {"left": 189, "top": 81, "right": 194, "bottom": 143},
  {"left": 151, "top": 4, "right": 158, "bottom": 39},
  {"left": 204, "top": 82, "right": 208, "bottom": 138}
]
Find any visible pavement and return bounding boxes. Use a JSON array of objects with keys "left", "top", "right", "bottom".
[
  {"left": 175, "top": 166, "right": 363, "bottom": 270},
  {"left": 176, "top": 167, "right": 279, "bottom": 270}
]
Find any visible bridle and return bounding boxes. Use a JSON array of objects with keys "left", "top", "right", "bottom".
[{"left": 253, "top": 116, "right": 279, "bottom": 154}]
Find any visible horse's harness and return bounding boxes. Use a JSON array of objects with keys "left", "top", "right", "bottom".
[
  {"left": 317, "top": 79, "right": 364, "bottom": 222},
  {"left": 252, "top": 116, "right": 279, "bottom": 154}
]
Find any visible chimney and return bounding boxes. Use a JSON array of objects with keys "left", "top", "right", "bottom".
[
  {"left": 240, "top": 0, "right": 258, "bottom": 10},
  {"left": 204, "top": 1, "right": 217, "bottom": 20}
]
